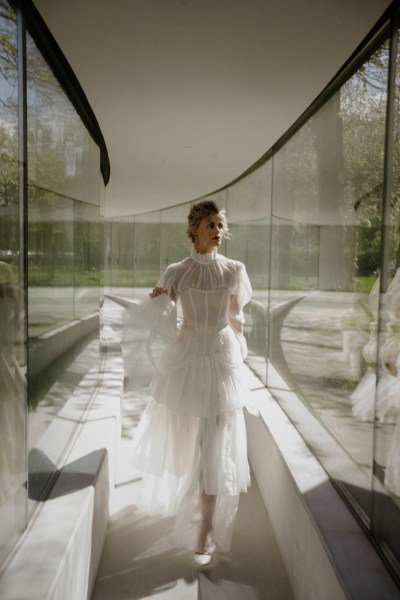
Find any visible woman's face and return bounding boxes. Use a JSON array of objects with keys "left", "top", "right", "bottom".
[{"left": 193, "top": 212, "right": 225, "bottom": 254}]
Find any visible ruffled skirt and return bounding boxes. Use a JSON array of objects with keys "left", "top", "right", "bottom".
[{"left": 130, "top": 323, "right": 250, "bottom": 551}]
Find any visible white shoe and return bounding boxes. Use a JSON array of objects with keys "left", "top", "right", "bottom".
[
  {"left": 193, "top": 552, "right": 213, "bottom": 567},
  {"left": 193, "top": 539, "right": 216, "bottom": 567}
]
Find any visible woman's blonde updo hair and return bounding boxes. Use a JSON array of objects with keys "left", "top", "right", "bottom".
[{"left": 187, "top": 199, "right": 230, "bottom": 243}]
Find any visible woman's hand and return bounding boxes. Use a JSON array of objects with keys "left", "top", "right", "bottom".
[{"left": 149, "top": 287, "right": 168, "bottom": 298}]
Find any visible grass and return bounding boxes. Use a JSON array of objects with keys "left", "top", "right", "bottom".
[{"left": 27, "top": 264, "right": 378, "bottom": 294}]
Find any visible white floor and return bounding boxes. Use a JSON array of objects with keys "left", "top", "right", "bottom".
[
  {"left": 91, "top": 471, "right": 294, "bottom": 600},
  {"left": 92, "top": 406, "right": 295, "bottom": 600}
]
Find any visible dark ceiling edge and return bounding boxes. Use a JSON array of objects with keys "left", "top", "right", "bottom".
[{"left": 13, "top": 0, "right": 110, "bottom": 186}]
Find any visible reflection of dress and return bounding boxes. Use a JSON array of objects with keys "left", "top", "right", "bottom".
[
  {"left": 351, "top": 321, "right": 378, "bottom": 422},
  {"left": 350, "top": 278, "right": 380, "bottom": 421},
  {"left": 0, "top": 263, "right": 20, "bottom": 505},
  {"left": 130, "top": 249, "right": 252, "bottom": 551},
  {"left": 351, "top": 274, "right": 400, "bottom": 423},
  {"left": 382, "top": 269, "right": 400, "bottom": 495}
]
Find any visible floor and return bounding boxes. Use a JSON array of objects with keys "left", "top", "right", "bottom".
[
  {"left": 91, "top": 475, "right": 294, "bottom": 600},
  {"left": 91, "top": 298, "right": 294, "bottom": 600}
]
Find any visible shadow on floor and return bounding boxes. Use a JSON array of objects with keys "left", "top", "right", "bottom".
[{"left": 91, "top": 474, "right": 294, "bottom": 600}]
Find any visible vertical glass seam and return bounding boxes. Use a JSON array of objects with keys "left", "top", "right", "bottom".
[
  {"left": 380, "top": 14, "right": 399, "bottom": 293},
  {"left": 372, "top": 6, "right": 400, "bottom": 540},
  {"left": 266, "top": 152, "right": 274, "bottom": 383},
  {"left": 16, "top": 1, "right": 28, "bottom": 523}
]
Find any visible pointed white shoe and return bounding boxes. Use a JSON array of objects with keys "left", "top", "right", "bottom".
[
  {"left": 193, "top": 539, "right": 216, "bottom": 567},
  {"left": 193, "top": 552, "right": 213, "bottom": 567}
]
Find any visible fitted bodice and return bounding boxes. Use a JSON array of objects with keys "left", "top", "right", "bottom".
[
  {"left": 157, "top": 249, "right": 252, "bottom": 356},
  {"left": 180, "top": 287, "right": 230, "bottom": 354}
]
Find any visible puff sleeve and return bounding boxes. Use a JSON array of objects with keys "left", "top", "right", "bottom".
[
  {"left": 150, "top": 263, "right": 179, "bottom": 339},
  {"left": 155, "top": 262, "right": 179, "bottom": 302}
]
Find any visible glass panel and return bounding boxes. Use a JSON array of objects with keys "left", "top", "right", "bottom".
[
  {"left": 226, "top": 164, "right": 271, "bottom": 384},
  {"left": 28, "top": 191, "right": 74, "bottom": 336},
  {"left": 133, "top": 211, "right": 161, "bottom": 300},
  {"left": 101, "top": 219, "right": 112, "bottom": 291},
  {"left": 373, "top": 28, "right": 400, "bottom": 574},
  {"left": 0, "top": 0, "right": 27, "bottom": 565},
  {"left": 26, "top": 31, "right": 102, "bottom": 511},
  {"left": 160, "top": 203, "right": 191, "bottom": 271},
  {"left": 74, "top": 200, "right": 100, "bottom": 319},
  {"left": 268, "top": 40, "right": 389, "bottom": 525},
  {"left": 109, "top": 217, "right": 135, "bottom": 296}
]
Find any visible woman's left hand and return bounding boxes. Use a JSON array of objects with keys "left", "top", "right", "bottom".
[{"left": 149, "top": 287, "right": 168, "bottom": 298}]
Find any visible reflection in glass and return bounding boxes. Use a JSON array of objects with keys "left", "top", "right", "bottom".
[
  {"left": 28, "top": 192, "right": 74, "bottom": 336},
  {"left": 268, "top": 40, "right": 389, "bottom": 524},
  {"left": 75, "top": 200, "right": 100, "bottom": 318},
  {"left": 26, "top": 37, "right": 100, "bottom": 206},
  {"left": 226, "top": 164, "right": 271, "bottom": 384},
  {"left": 26, "top": 31, "right": 102, "bottom": 513},
  {"left": 109, "top": 218, "right": 135, "bottom": 295},
  {"left": 160, "top": 203, "right": 191, "bottom": 271},
  {"left": 372, "top": 28, "right": 400, "bottom": 569},
  {"left": 133, "top": 212, "right": 161, "bottom": 300},
  {"left": 0, "top": 0, "right": 27, "bottom": 564}
]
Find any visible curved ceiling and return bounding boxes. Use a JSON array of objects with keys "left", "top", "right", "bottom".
[{"left": 33, "top": 0, "right": 391, "bottom": 217}]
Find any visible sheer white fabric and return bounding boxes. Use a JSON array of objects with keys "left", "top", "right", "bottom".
[{"left": 130, "top": 250, "right": 252, "bottom": 550}]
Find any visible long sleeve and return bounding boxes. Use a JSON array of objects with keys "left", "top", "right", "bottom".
[
  {"left": 229, "top": 262, "right": 252, "bottom": 358},
  {"left": 156, "top": 263, "right": 179, "bottom": 302}
]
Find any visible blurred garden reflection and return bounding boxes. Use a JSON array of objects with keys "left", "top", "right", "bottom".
[
  {"left": 25, "top": 28, "right": 102, "bottom": 515},
  {"left": 0, "top": 0, "right": 27, "bottom": 565}
]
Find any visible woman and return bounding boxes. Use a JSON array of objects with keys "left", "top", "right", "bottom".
[{"left": 131, "top": 199, "right": 252, "bottom": 567}]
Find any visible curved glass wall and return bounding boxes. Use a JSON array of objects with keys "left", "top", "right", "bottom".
[
  {"left": 26, "top": 28, "right": 102, "bottom": 511},
  {"left": 268, "top": 36, "right": 389, "bottom": 525},
  {"left": 373, "top": 24, "right": 400, "bottom": 573},
  {"left": 106, "top": 9, "right": 400, "bottom": 583},
  {"left": 226, "top": 164, "right": 271, "bottom": 384},
  {"left": 0, "top": 0, "right": 27, "bottom": 566},
  {"left": 0, "top": 0, "right": 106, "bottom": 565},
  {"left": 133, "top": 211, "right": 161, "bottom": 301}
]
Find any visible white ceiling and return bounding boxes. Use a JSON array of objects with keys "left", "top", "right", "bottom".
[{"left": 33, "top": 0, "right": 391, "bottom": 217}]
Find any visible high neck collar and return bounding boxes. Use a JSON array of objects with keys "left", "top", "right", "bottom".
[{"left": 191, "top": 248, "right": 218, "bottom": 264}]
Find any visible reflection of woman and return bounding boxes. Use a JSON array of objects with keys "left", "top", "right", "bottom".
[
  {"left": 0, "top": 261, "right": 18, "bottom": 504},
  {"left": 384, "top": 269, "right": 400, "bottom": 495},
  {"left": 351, "top": 274, "right": 400, "bottom": 423},
  {"left": 131, "top": 199, "right": 252, "bottom": 566},
  {"left": 350, "top": 278, "right": 379, "bottom": 422}
]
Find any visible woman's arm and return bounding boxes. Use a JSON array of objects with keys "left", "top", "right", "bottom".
[{"left": 149, "top": 262, "right": 179, "bottom": 302}]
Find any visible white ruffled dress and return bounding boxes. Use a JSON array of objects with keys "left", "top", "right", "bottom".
[{"left": 130, "top": 249, "right": 252, "bottom": 551}]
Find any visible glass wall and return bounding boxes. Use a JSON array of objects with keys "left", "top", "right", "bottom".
[
  {"left": 108, "top": 217, "right": 135, "bottom": 294},
  {"left": 0, "top": 0, "right": 107, "bottom": 565},
  {"left": 74, "top": 201, "right": 100, "bottom": 318},
  {"left": 133, "top": 211, "right": 161, "bottom": 300},
  {"left": 268, "top": 37, "right": 389, "bottom": 524},
  {"left": 160, "top": 203, "right": 192, "bottom": 272},
  {"left": 0, "top": 0, "right": 27, "bottom": 566},
  {"left": 226, "top": 165, "right": 271, "bottom": 383},
  {"left": 373, "top": 24, "right": 400, "bottom": 573},
  {"left": 26, "top": 27, "right": 102, "bottom": 512},
  {"left": 105, "top": 9, "right": 400, "bottom": 583}
]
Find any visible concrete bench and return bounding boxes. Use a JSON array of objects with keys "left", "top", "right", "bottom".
[
  {"left": 0, "top": 449, "right": 109, "bottom": 600},
  {"left": 0, "top": 324, "right": 125, "bottom": 600}
]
